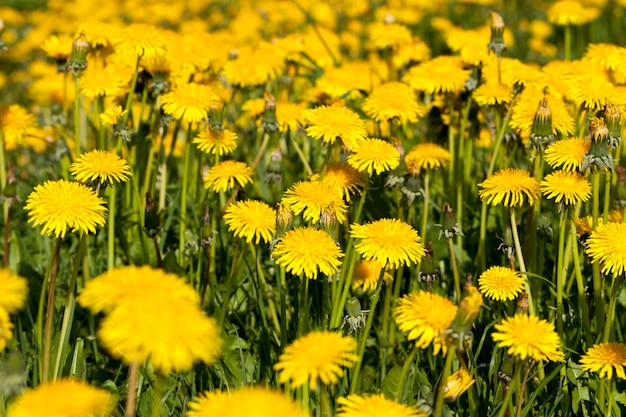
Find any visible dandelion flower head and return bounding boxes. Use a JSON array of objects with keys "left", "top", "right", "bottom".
[
  {"left": 362, "top": 81, "right": 425, "bottom": 124},
  {"left": 70, "top": 150, "right": 131, "bottom": 186},
  {"left": 547, "top": 0, "right": 601, "bottom": 26},
  {"left": 540, "top": 170, "right": 591, "bottom": 205},
  {"left": 348, "top": 138, "right": 400, "bottom": 175},
  {"left": 0, "top": 269, "right": 28, "bottom": 314},
  {"left": 303, "top": 102, "right": 367, "bottom": 150},
  {"left": 25, "top": 180, "right": 107, "bottom": 238},
  {"left": 193, "top": 128, "right": 238, "bottom": 156},
  {"left": 444, "top": 368, "right": 475, "bottom": 401},
  {"left": 586, "top": 222, "right": 626, "bottom": 276},
  {"left": 0, "top": 309, "right": 13, "bottom": 351},
  {"left": 368, "top": 21, "right": 412, "bottom": 50},
  {"left": 351, "top": 218, "right": 425, "bottom": 269},
  {"left": 395, "top": 290, "right": 458, "bottom": 355},
  {"left": 41, "top": 34, "right": 73, "bottom": 61},
  {"left": 405, "top": 143, "right": 451, "bottom": 174},
  {"left": 114, "top": 23, "right": 167, "bottom": 58},
  {"left": 478, "top": 168, "right": 540, "bottom": 206},
  {"left": 203, "top": 160, "right": 253, "bottom": 192},
  {"left": 478, "top": 266, "right": 525, "bottom": 301},
  {"left": 274, "top": 331, "right": 358, "bottom": 387},
  {"left": 352, "top": 259, "right": 394, "bottom": 292},
  {"left": 7, "top": 378, "right": 115, "bottom": 417},
  {"left": 272, "top": 227, "right": 343, "bottom": 279},
  {"left": 337, "top": 394, "right": 426, "bottom": 417},
  {"left": 473, "top": 83, "right": 513, "bottom": 107},
  {"left": 309, "top": 163, "right": 366, "bottom": 201},
  {"left": 99, "top": 105, "right": 128, "bottom": 127},
  {"left": 223, "top": 200, "right": 276, "bottom": 244},
  {"left": 161, "top": 83, "right": 221, "bottom": 125},
  {"left": 186, "top": 387, "right": 308, "bottom": 417},
  {"left": 0, "top": 104, "right": 37, "bottom": 151},
  {"left": 282, "top": 180, "right": 348, "bottom": 224},
  {"left": 544, "top": 137, "right": 590, "bottom": 171},
  {"left": 580, "top": 342, "right": 626, "bottom": 379},
  {"left": 403, "top": 56, "right": 470, "bottom": 95},
  {"left": 492, "top": 314, "right": 564, "bottom": 362}
]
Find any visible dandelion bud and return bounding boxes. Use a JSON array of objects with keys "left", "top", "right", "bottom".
[
  {"left": 440, "top": 203, "right": 464, "bottom": 239},
  {"left": 529, "top": 97, "right": 554, "bottom": 151},
  {"left": 201, "top": 205, "right": 212, "bottom": 247},
  {"left": 262, "top": 93, "right": 278, "bottom": 133},
  {"left": 488, "top": 12, "right": 506, "bottom": 56},
  {"left": 464, "top": 63, "right": 482, "bottom": 92},
  {"left": 583, "top": 116, "right": 613, "bottom": 172},
  {"left": 450, "top": 284, "right": 483, "bottom": 334},
  {"left": 276, "top": 201, "right": 293, "bottom": 238},
  {"left": 68, "top": 33, "right": 90, "bottom": 76},
  {"left": 208, "top": 99, "right": 224, "bottom": 132},
  {"left": 418, "top": 241, "right": 439, "bottom": 286},
  {"left": 604, "top": 102, "right": 621, "bottom": 148},
  {"left": 3, "top": 161, "right": 16, "bottom": 200},
  {"left": 264, "top": 147, "right": 283, "bottom": 185},
  {"left": 499, "top": 223, "right": 515, "bottom": 260},
  {"left": 319, "top": 203, "right": 339, "bottom": 239},
  {"left": 444, "top": 368, "right": 475, "bottom": 402},
  {"left": 401, "top": 174, "right": 421, "bottom": 205},
  {"left": 143, "top": 191, "right": 161, "bottom": 238},
  {"left": 516, "top": 292, "right": 529, "bottom": 314},
  {"left": 345, "top": 297, "right": 362, "bottom": 318}
]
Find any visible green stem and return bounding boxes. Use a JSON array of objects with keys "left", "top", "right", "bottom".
[
  {"left": 564, "top": 24, "right": 572, "bottom": 61},
  {"left": 555, "top": 209, "right": 567, "bottom": 336},
  {"left": 123, "top": 56, "right": 142, "bottom": 126},
  {"left": 74, "top": 75, "right": 81, "bottom": 157},
  {"left": 603, "top": 172, "right": 611, "bottom": 224},
  {"left": 291, "top": 137, "right": 313, "bottom": 176},
  {"left": 53, "top": 233, "right": 87, "bottom": 379},
  {"left": 107, "top": 185, "right": 117, "bottom": 270},
  {"left": 570, "top": 220, "right": 592, "bottom": 343},
  {"left": 278, "top": 266, "right": 289, "bottom": 349},
  {"left": 42, "top": 237, "right": 63, "bottom": 382},
  {"left": 510, "top": 209, "right": 535, "bottom": 315},
  {"left": 591, "top": 172, "right": 604, "bottom": 330},
  {"left": 496, "top": 362, "right": 522, "bottom": 417},
  {"left": 124, "top": 361, "right": 139, "bottom": 417},
  {"left": 320, "top": 383, "right": 331, "bottom": 417},
  {"left": 297, "top": 276, "right": 309, "bottom": 337},
  {"left": 602, "top": 274, "right": 620, "bottom": 343},
  {"left": 433, "top": 345, "right": 456, "bottom": 417},
  {"left": 394, "top": 346, "right": 418, "bottom": 402},
  {"left": 179, "top": 124, "right": 193, "bottom": 265},
  {"left": 349, "top": 267, "right": 385, "bottom": 394},
  {"left": 447, "top": 237, "right": 461, "bottom": 301},
  {"left": 250, "top": 242, "right": 280, "bottom": 335},
  {"left": 420, "top": 171, "right": 430, "bottom": 240}
]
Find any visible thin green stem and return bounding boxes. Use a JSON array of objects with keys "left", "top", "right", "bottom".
[
  {"left": 74, "top": 75, "right": 81, "bottom": 157},
  {"left": 394, "top": 346, "right": 418, "bottom": 402},
  {"left": 564, "top": 24, "right": 572, "bottom": 61},
  {"left": 123, "top": 56, "right": 142, "bottom": 126},
  {"left": 433, "top": 345, "right": 456, "bottom": 417},
  {"left": 603, "top": 172, "right": 611, "bottom": 224},
  {"left": 510, "top": 209, "right": 536, "bottom": 315},
  {"left": 349, "top": 267, "right": 385, "bottom": 394},
  {"left": 124, "top": 361, "right": 139, "bottom": 417},
  {"left": 570, "top": 220, "right": 592, "bottom": 343},
  {"left": 602, "top": 274, "right": 620, "bottom": 343},
  {"left": 555, "top": 209, "right": 567, "bottom": 336},
  {"left": 53, "top": 232, "right": 87, "bottom": 379},
  {"left": 591, "top": 172, "right": 604, "bottom": 330},
  {"left": 42, "top": 237, "right": 63, "bottom": 383},
  {"left": 420, "top": 171, "right": 430, "bottom": 240},
  {"left": 496, "top": 363, "right": 522, "bottom": 417},
  {"left": 179, "top": 124, "right": 193, "bottom": 265},
  {"left": 107, "top": 186, "right": 117, "bottom": 270},
  {"left": 447, "top": 237, "right": 461, "bottom": 301}
]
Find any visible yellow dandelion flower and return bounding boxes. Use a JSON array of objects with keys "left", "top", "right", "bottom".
[
  {"left": 303, "top": 103, "right": 367, "bottom": 150},
  {"left": 80, "top": 66, "right": 127, "bottom": 99},
  {"left": 187, "top": 387, "right": 308, "bottom": 417},
  {"left": 351, "top": 218, "right": 425, "bottom": 269},
  {"left": 478, "top": 266, "right": 525, "bottom": 301},
  {"left": 583, "top": 43, "right": 626, "bottom": 72},
  {"left": 97, "top": 297, "right": 221, "bottom": 373},
  {"left": 337, "top": 394, "right": 426, "bottom": 417},
  {"left": 276, "top": 101, "right": 306, "bottom": 133},
  {"left": 78, "top": 265, "right": 200, "bottom": 314},
  {"left": 586, "top": 222, "right": 626, "bottom": 276},
  {"left": 362, "top": 82, "right": 425, "bottom": 124},
  {"left": 41, "top": 34, "right": 73, "bottom": 61},
  {"left": 242, "top": 97, "right": 267, "bottom": 119},
  {"left": 223, "top": 200, "right": 276, "bottom": 244},
  {"left": 222, "top": 43, "right": 285, "bottom": 87},
  {"left": 540, "top": 170, "right": 591, "bottom": 205},
  {"left": 478, "top": 168, "right": 541, "bottom": 207},
  {"left": 395, "top": 291, "right": 458, "bottom": 355},
  {"left": 193, "top": 128, "right": 238, "bottom": 156},
  {"left": 393, "top": 38, "right": 431, "bottom": 68},
  {"left": 492, "top": 314, "right": 564, "bottom": 362},
  {"left": 444, "top": 368, "right": 475, "bottom": 401},
  {"left": 114, "top": 23, "right": 167, "bottom": 58},
  {"left": 351, "top": 259, "right": 394, "bottom": 292},
  {"left": 283, "top": 180, "right": 348, "bottom": 224},
  {"left": 78, "top": 21, "right": 120, "bottom": 48},
  {"left": 0, "top": 104, "right": 37, "bottom": 151},
  {"left": 314, "top": 61, "right": 375, "bottom": 100},
  {"left": 473, "top": 83, "right": 513, "bottom": 106},
  {"left": 272, "top": 227, "right": 343, "bottom": 279},
  {"left": 274, "top": 331, "right": 358, "bottom": 387},
  {"left": 161, "top": 83, "right": 220, "bottom": 125},
  {"left": 0, "top": 309, "right": 13, "bottom": 351},
  {"left": 348, "top": 138, "right": 400, "bottom": 175},
  {"left": 405, "top": 143, "right": 452, "bottom": 174},
  {"left": 509, "top": 87, "right": 575, "bottom": 137},
  {"left": 309, "top": 163, "right": 366, "bottom": 201},
  {"left": 203, "top": 160, "right": 253, "bottom": 192},
  {"left": 544, "top": 137, "right": 590, "bottom": 171},
  {"left": 547, "top": 0, "right": 601, "bottom": 26},
  {"left": 403, "top": 56, "right": 470, "bottom": 95},
  {"left": 99, "top": 105, "right": 128, "bottom": 127},
  {"left": 566, "top": 71, "right": 615, "bottom": 111},
  {"left": 70, "top": 150, "right": 131, "bottom": 186},
  {"left": 0, "top": 269, "right": 28, "bottom": 314},
  {"left": 481, "top": 57, "right": 544, "bottom": 89},
  {"left": 368, "top": 21, "right": 412, "bottom": 50},
  {"left": 7, "top": 378, "right": 115, "bottom": 417},
  {"left": 24, "top": 180, "right": 107, "bottom": 238},
  {"left": 580, "top": 342, "right": 626, "bottom": 379}
]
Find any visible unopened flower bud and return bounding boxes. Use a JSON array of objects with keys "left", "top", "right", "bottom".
[
  {"left": 604, "top": 102, "right": 621, "bottom": 148},
  {"left": 583, "top": 116, "right": 613, "bottom": 172},
  {"left": 68, "top": 33, "right": 90, "bottom": 76},
  {"left": 440, "top": 203, "right": 464, "bottom": 239},
  {"left": 418, "top": 241, "right": 439, "bottom": 286},
  {"left": 499, "top": 223, "right": 515, "bottom": 259},
  {"left": 143, "top": 191, "right": 161, "bottom": 238},
  {"left": 208, "top": 99, "right": 224, "bottom": 132},
  {"left": 201, "top": 205, "right": 213, "bottom": 247},
  {"left": 488, "top": 12, "right": 506, "bottom": 56},
  {"left": 276, "top": 201, "right": 293, "bottom": 238},
  {"left": 262, "top": 93, "right": 278, "bottom": 133},
  {"left": 265, "top": 147, "right": 283, "bottom": 185},
  {"left": 529, "top": 97, "right": 554, "bottom": 151}
]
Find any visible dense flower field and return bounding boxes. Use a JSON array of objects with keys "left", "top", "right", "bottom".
[{"left": 1, "top": 0, "right": 626, "bottom": 416}]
